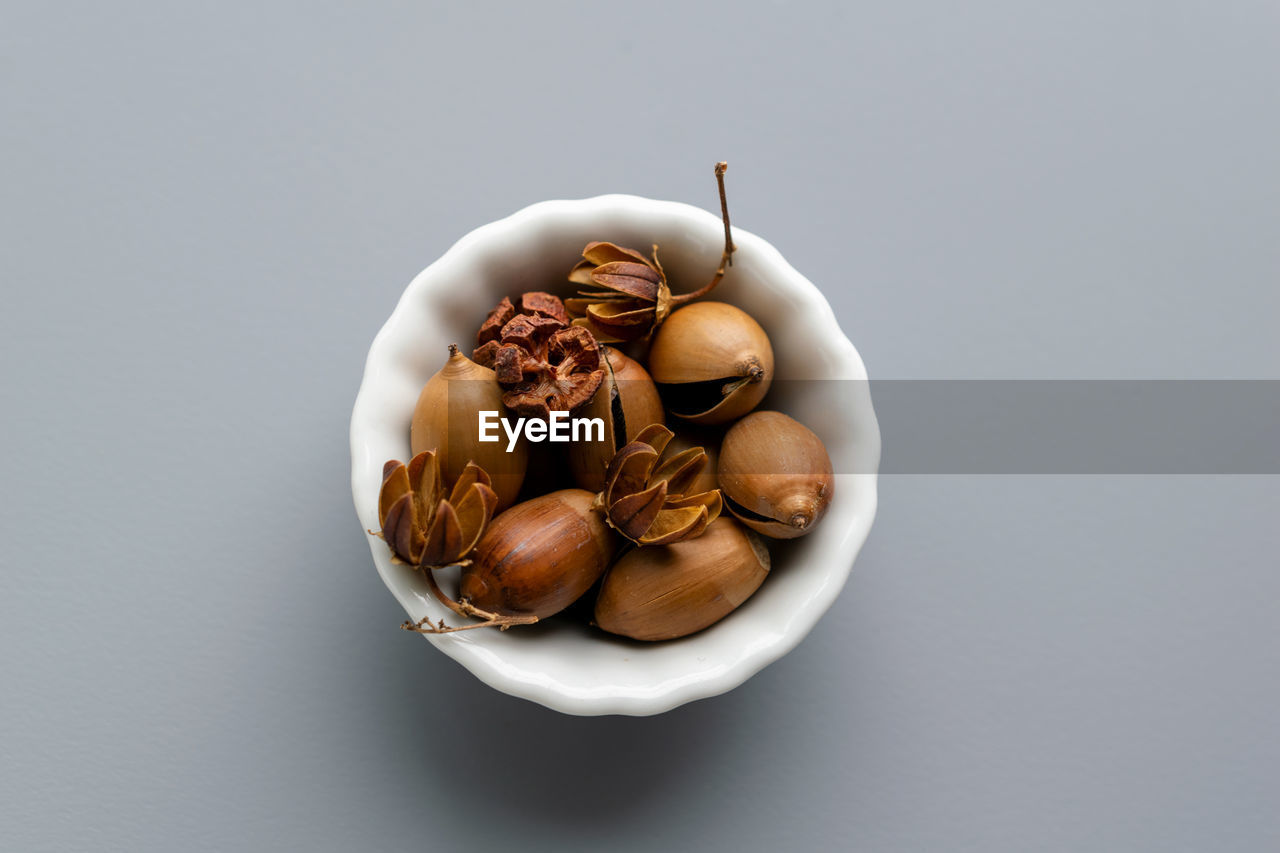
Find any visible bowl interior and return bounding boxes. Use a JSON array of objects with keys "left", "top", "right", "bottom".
[{"left": 351, "top": 195, "right": 879, "bottom": 715}]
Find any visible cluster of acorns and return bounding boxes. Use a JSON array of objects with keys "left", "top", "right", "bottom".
[{"left": 374, "top": 165, "right": 835, "bottom": 641}]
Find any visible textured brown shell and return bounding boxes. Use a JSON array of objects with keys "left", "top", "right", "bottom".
[
  {"left": 460, "top": 489, "right": 618, "bottom": 619},
  {"left": 718, "top": 411, "right": 834, "bottom": 539},
  {"left": 411, "top": 348, "right": 528, "bottom": 510},
  {"left": 567, "top": 348, "right": 665, "bottom": 492},
  {"left": 647, "top": 302, "right": 773, "bottom": 425},
  {"left": 594, "top": 517, "right": 770, "bottom": 641}
]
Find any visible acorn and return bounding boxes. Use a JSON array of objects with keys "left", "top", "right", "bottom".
[
  {"left": 567, "top": 347, "right": 665, "bottom": 492},
  {"left": 402, "top": 488, "right": 619, "bottom": 635},
  {"left": 718, "top": 411, "right": 834, "bottom": 539},
  {"left": 594, "top": 517, "right": 770, "bottom": 641},
  {"left": 647, "top": 302, "right": 773, "bottom": 425},
  {"left": 411, "top": 344, "right": 527, "bottom": 510},
  {"left": 460, "top": 489, "right": 618, "bottom": 619}
]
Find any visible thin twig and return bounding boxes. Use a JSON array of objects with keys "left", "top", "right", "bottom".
[
  {"left": 674, "top": 161, "right": 736, "bottom": 304},
  {"left": 403, "top": 564, "right": 538, "bottom": 633},
  {"left": 716, "top": 161, "right": 735, "bottom": 264}
]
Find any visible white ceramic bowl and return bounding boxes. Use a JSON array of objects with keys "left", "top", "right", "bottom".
[{"left": 350, "top": 195, "right": 880, "bottom": 716}]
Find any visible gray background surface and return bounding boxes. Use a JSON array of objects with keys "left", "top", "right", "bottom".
[{"left": 3, "top": 2, "right": 1278, "bottom": 851}]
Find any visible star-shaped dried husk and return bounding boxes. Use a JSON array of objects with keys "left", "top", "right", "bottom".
[
  {"left": 597, "top": 424, "right": 723, "bottom": 546},
  {"left": 565, "top": 242, "right": 676, "bottom": 343},
  {"left": 566, "top": 163, "right": 737, "bottom": 343},
  {"left": 378, "top": 451, "right": 498, "bottom": 567}
]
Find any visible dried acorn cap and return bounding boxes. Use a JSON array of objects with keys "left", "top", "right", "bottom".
[
  {"left": 594, "top": 517, "right": 770, "bottom": 641},
  {"left": 566, "top": 163, "right": 736, "bottom": 342},
  {"left": 567, "top": 346, "right": 665, "bottom": 492},
  {"left": 565, "top": 242, "right": 673, "bottom": 343},
  {"left": 378, "top": 451, "right": 499, "bottom": 567},
  {"left": 647, "top": 301, "right": 774, "bottom": 425},
  {"left": 473, "top": 292, "right": 605, "bottom": 418},
  {"left": 596, "top": 424, "right": 722, "bottom": 546},
  {"left": 460, "top": 489, "right": 618, "bottom": 619},
  {"left": 665, "top": 428, "right": 723, "bottom": 494},
  {"left": 412, "top": 344, "right": 527, "bottom": 510},
  {"left": 718, "top": 411, "right": 834, "bottom": 539}
]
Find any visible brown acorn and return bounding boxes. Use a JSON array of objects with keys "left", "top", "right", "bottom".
[
  {"left": 403, "top": 489, "right": 619, "bottom": 634},
  {"left": 567, "top": 346, "right": 665, "bottom": 492},
  {"left": 647, "top": 301, "right": 774, "bottom": 425},
  {"left": 718, "top": 411, "right": 834, "bottom": 539},
  {"left": 461, "top": 489, "right": 618, "bottom": 619},
  {"left": 594, "top": 517, "right": 770, "bottom": 641},
  {"left": 411, "top": 344, "right": 527, "bottom": 510}
]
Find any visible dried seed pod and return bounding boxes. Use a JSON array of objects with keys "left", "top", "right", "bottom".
[
  {"left": 566, "top": 163, "right": 736, "bottom": 342},
  {"left": 565, "top": 242, "right": 674, "bottom": 343},
  {"left": 472, "top": 292, "right": 605, "bottom": 418},
  {"left": 665, "top": 428, "right": 723, "bottom": 494},
  {"left": 718, "top": 411, "right": 834, "bottom": 539},
  {"left": 567, "top": 347, "right": 665, "bottom": 492},
  {"left": 412, "top": 345, "right": 527, "bottom": 510},
  {"left": 594, "top": 517, "right": 770, "bottom": 641},
  {"left": 648, "top": 301, "right": 774, "bottom": 425},
  {"left": 377, "top": 451, "right": 498, "bottom": 567},
  {"left": 596, "top": 424, "right": 722, "bottom": 546},
  {"left": 460, "top": 489, "right": 618, "bottom": 619},
  {"left": 500, "top": 324, "right": 605, "bottom": 417},
  {"left": 475, "top": 292, "right": 568, "bottom": 349}
]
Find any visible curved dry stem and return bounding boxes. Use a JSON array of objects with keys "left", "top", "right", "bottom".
[
  {"left": 674, "top": 161, "right": 735, "bottom": 305},
  {"left": 404, "top": 563, "right": 539, "bottom": 633},
  {"left": 401, "top": 613, "right": 538, "bottom": 634}
]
